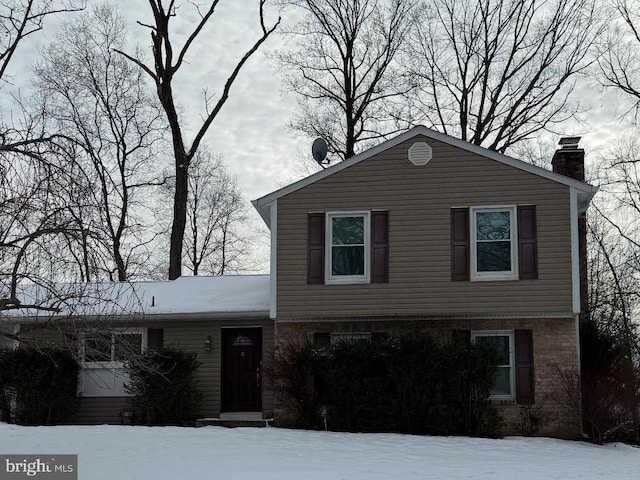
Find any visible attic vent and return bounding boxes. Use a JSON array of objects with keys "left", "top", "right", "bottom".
[{"left": 408, "top": 142, "right": 433, "bottom": 166}]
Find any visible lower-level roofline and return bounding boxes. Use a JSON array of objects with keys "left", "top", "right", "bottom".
[{"left": 275, "top": 312, "right": 576, "bottom": 323}]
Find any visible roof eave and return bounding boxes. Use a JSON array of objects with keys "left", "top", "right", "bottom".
[
  {"left": 142, "top": 310, "right": 271, "bottom": 321},
  {"left": 577, "top": 185, "right": 599, "bottom": 213},
  {"left": 252, "top": 126, "right": 598, "bottom": 213},
  {"left": 251, "top": 127, "right": 428, "bottom": 212},
  {"left": 251, "top": 199, "right": 272, "bottom": 228},
  {"left": 10, "top": 309, "right": 272, "bottom": 323}
]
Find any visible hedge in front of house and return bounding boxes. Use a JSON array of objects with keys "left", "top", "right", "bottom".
[
  {"left": 579, "top": 320, "right": 640, "bottom": 444},
  {"left": 125, "top": 347, "right": 203, "bottom": 425},
  {"left": 0, "top": 346, "right": 80, "bottom": 425},
  {"left": 267, "top": 335, "right": 501, "bottom": 436}
]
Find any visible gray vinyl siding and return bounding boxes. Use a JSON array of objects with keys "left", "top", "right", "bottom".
[
  {"left": 157, "top": 318, "right": 274, "bottom": 418},
  {"left": 18, "top": 317, "right": 274, "bottom": 423},
  {"left": 67, "top": 397, "right": 128, "bottom": 425},
  {"left": 276, "top": 134, "right": 574, "bottom": 318}
]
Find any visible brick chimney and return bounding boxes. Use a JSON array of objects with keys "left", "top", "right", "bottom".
[{"left": 552, "top": 137, "right": 588, "bottom": 324}]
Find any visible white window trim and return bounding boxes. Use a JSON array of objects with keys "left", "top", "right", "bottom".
[
  {"left": 81, "top": 328, "right": 147, "bottom": 369},
  {"left": 78, "top": 328, "right": 147, "bottom": 398},
  {"left": 325, "top": 211, "right": 371, "bottom": 285},
  {"left": 470, "top": 205, "right": 519, "bottom": 281},
  {"left": 270, "top": 200, "right": 278, "bottom": 319},
  {"left": 471, "top": 330, "right": 515, "bottom": 401}
]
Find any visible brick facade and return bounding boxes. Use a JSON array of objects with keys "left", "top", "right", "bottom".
[{"left": 275, "top": 317, "right": 582, "bottom": 437}]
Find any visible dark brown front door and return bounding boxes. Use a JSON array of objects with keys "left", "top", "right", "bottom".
[{"left": 221, "top": 328, "right": 262, "bottom": 412}]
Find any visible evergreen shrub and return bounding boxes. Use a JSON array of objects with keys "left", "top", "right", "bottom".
[
  {"left": 580, "top": 321, "right": 640, "bottom": 444},
  {"left": 267, "top": 334, "right": 501, "bottom": 436},
  {"left": 126, "top": 347, "right": 202, "bottom": 425},
  {"left": 0, "top": 346, "right": 80, "bottom": 425}
]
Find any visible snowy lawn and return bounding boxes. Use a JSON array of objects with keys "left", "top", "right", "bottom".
[{"left": 1, "top": 424, "right": 639, "bottom": 480}]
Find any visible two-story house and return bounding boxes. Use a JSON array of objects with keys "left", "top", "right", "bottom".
[
  {"left": 4, "top": 126, "right": 596, "bottom": 436},
  {"left": 253, "top": 125, "right": 597, "bottom": 436}
]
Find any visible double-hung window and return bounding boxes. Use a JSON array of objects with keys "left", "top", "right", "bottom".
[
  {"left": 471, "top": 330, "right": 515, "bottom": 399},
  {"left": 470, "top": 206, "right": 518, "bottom": 281},
  {"left": 326, "top": 211, "right": 370, "bottom": 284},
  {"left": 80, "top": 329, "right": 145, "bottom": 397},
  {"left": 83, "top": 331, "right": 144, "bottom": 365}
]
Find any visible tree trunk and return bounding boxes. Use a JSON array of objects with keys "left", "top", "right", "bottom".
[
  {"left": 114, "top": 242, "right": 127, "bottom": 282},
  {"left": 169, "top": 151, "right": 189, "bottom": 280},
  {"left": 345, "top": 122, "right": 356, "bottom": 159}
]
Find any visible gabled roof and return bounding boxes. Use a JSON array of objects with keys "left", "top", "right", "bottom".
[
  {"left": 253, "top": 125, "right": 598, "bottom": 227},
  {"left": 2, "top": 275, "right": 270, "bottom": 321}
]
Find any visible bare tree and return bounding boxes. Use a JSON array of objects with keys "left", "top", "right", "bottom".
[
  {"left": 0, "top": 0, "right": 85, "bottom": 162},
  {"left": 184, "top": 150, "right": 247, "bottom": 276},
  {"left": 588, "top": 204, "right": 639, "bottom": 357},
  {"left": 0, "top": 0, "right": 86, "bottom": 162},
  {"left": 117, "top": 0, "right": 280, "bottom": 280},
  {"left": 559, "top": 1, "right": 640, "bottom": 438},
  {"left": 582, "top": 197, "right": 640, "bottom": 443},
  {"left": 0, "top": 146, "right": 85, "bottom": 312},
  {"left": 406, "top": 0, "right": 600, "bottom": 153},
  {"left": 594, "top": 0, "right": 640, "bottom": 360},
  {"left": 155, "top": 147, "right": 249, "bottom": 276},
  {"left": 0, "top": 0, "right": 84, "bottom": 83},
  {"left": 0, "top": 3, "right": 166, "bottom": 363},
  {"left": 0, "top": 1, "right": 88, "bottom": 325},
  {"left": 599, "top": 0, "right": 640, "bottom": 119},
  {"left": 510, "top": 138, "right": 556, "bottom": 169},
  {"left": 594, "top": 136, "right": 640, "bottom": 288},
  {"left": 33, "top": 4, "right": 167, "bottom": 282},
  {"left": 276, "top": 0, "right": 417, "bottom": 161},
  {"left": 577, "top": 134, "right": 640, "bottom": 392}
]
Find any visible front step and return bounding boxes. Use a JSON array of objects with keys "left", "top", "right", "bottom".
[
  {"left": 195, "top": 417, "right": 272, "bottom": 428},
  {"left": 219, "top": 412, "right": 263, "bottom": 421}
]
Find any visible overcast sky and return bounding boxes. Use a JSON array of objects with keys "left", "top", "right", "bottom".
[
  {"left": 4, "top": 1, "right": 310, "bottom": 271},
  {"left": 4, "top": 0, "right": 635, "bottom": 272},
  {"left": 9, "top": 1, "right": 628, "bottom": 195},
  {"left": 6, "top": 2, "right": 306, "bottom": 200}
]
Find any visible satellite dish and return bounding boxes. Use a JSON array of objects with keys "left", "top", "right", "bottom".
[{"left": 312, "top": 138, "right": 329, "bottom": 166}]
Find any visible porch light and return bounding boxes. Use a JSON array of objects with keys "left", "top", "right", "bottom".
[{"left": 205, "top": 335, "right": 213, "bottom": 352}]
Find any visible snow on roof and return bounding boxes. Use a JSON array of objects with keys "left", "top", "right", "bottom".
[
  {"left": 2, "top": 275, "right": 270, "bottom": 320},
  {"left": 137, "top": 275, "right": 271, "bottom": 316}
]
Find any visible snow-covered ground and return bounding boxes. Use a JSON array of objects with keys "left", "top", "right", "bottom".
[{"left": 1, "top": 424, "right": 639, "bottom": 479}]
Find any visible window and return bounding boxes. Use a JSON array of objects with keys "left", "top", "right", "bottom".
[
  {"left": 308, "top": 211, "right": 388, "bottom": 285},
  {"left": 470, "top": 206, "right": 518, "bottom": 281},
  {"left": 83, "top": 333, "right": 112, "bottom": 362},
  {"left": 326, "top": 212, "right": 370, "bottom": 284},
  {"left": 79, "top": 329, "right": 146, "bottom": 398},
  {"left": 82, "top": 331, "right": 144, "bottom": 365},
  {"left": 471, "top": 331, "right": 515, "bottom": 399},
  {"left": 330, "top": 332, "right": 372, "bottom": 344},
  {"left": 451, "top": 205, "right": 537, "bottom": 282}
]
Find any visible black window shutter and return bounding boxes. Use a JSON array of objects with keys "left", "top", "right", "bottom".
[
  {"left": 371, "top": 211, "right": 389, "bottom": 283},
  {"left": 451, "top": 208, "right": 470, "bottom": 281},
  {"left": 452, "top": 329, "right": 471, "bottom": 347},
  {"left": 308, "top": 213, "right": 325, "bottom": 284},
  {"left": 147, "top": 328, "right": 164, "bottom": 353},
  {"left": 518, "top": 205, "right": 538, "bottom": 279},
  {"left": 515, "top": 329, "right": 534, "bottom": 404}
]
